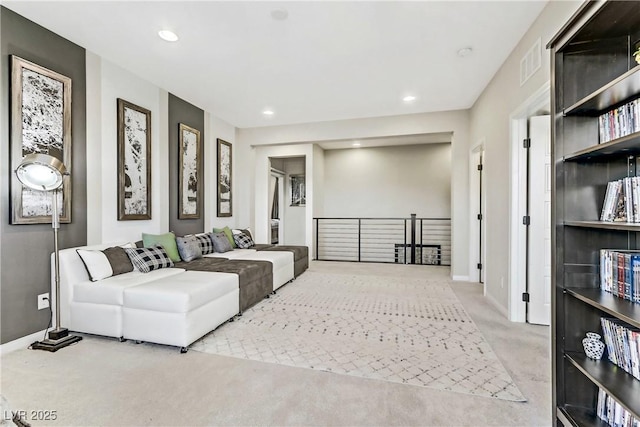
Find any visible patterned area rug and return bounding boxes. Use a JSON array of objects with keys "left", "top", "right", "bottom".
[{"left": 191, "top": 271, "right": 526, "bottom": 402}]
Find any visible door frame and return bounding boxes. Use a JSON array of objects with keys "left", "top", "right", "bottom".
[
  {"left": 469, "top": 140, "right": 486, "bottom": 290},
  {"left": 508, "top": 81, "right": 550, "bottom": 322},
  {"left": 270, "top": 168, "right": 286, "bottom": 243}
]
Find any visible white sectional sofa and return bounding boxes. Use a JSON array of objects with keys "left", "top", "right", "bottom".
[
  {"left": 57, "top": 242, "right": 240, "bottom": 352},
  {"left": 56, "top": 242, "right": 302, "bottom": 352}
]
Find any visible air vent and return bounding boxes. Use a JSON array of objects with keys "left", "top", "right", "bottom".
[{"left": 520, "top": 38, "right": 541, "bottom": 86}]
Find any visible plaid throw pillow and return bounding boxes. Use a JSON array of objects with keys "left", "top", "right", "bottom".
[
  {"left": 194, "top": 233, "right": 215, "bottom": 255},
  {"left": 124, "top": 245, "right": 174, "bottom": 273},
  {"left": 233, "top": 232, "right": 254, "bottom": 249}
]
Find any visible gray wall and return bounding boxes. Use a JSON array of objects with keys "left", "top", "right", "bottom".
[
  {"left": 1, "top": 7, "right": 87, "bottom": 343},
  {"left": 168, "top": 93, "right": 204, "bottom": 236}
]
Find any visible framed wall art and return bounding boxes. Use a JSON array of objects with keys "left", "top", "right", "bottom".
[
  {"left": 11, "top": 55, "right": 72, "bottom": 224},
  {"left": 179, "top": 123, "right": 201, "bottom": 219},
  {"left": 290, "top": 174, "right": 306, "bottom": 207},
  {"left": 117, "top": 98, "right": 152, "bottom": 220},
  {"left": 216, "top": 139, "right": 232, "bottom": 217}
]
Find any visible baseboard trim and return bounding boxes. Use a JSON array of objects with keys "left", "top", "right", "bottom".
[
  {"left": 485, "top": 292, "right": 509, "bottom": 319},
  {"left": 451, "top": 275, "right": 470, "bottom": 282},
  {"left": 0, "top": 330, "right": 46, "bottom": 356}
]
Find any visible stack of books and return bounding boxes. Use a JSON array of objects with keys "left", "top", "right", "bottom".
[
  {"left": 598, "top": 98, "right": 640, "bottom": 143},
  {"left": 597, "top": 388, "right": 639, "bottom": 426},
  {"left": 601, "top": 177, "right": 640, "bottom": 223},
  {"left": 600, "top": 250, "right": 640, "bottom": 303},
  {"left": 600, "top": 318, "right": 640, "bottom": 380}
]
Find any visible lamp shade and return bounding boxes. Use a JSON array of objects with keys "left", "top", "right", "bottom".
[{"left": 15, "top": 153, "right": 67, "bottom": 192}]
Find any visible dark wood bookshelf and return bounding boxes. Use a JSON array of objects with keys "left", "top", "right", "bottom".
[
  {"left": 550, "top": 2, "right": 640, "bottom": 425},
  {"left": 566, "top": 288, "right": 640, "bottom": 329},
  {"left": 564, "top": 66, "right": 640, "bottom": 116},
  {"left": 564, "top": 132, "right": 640, "bottom": 161},
  {"left": 564, "top": 220, "right": 640, "bottom": 232},
  {"left": 558, "top": 406, "right": 609, "bottom": 427},
  {"left": 566, "top": 353, "right": 640, "bottom": 419}
]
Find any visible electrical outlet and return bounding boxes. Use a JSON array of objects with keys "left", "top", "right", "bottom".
[{"left": 37, "top": 293, "right": 50, "bottom": 310}]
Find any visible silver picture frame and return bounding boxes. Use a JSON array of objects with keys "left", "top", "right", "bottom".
[
  {"left": 117, "top": 98, "right": 152, "bottom": 220},
  {"left": 11, "top": 56, "right": 72, "bottom": 224},
  {"left": 179, "top": 123, "right": 201, "bottom": 219}
]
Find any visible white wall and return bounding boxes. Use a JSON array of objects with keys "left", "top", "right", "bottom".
[
  {"left": 239, "top": 110, "right": 469, "bottom": 278},
  {"left": 469, "top": 0, "right": 581, "bottom": 314},
  {"left": 86, "top": 53, "right": 242, "bottom": 244},
  {"left": 205, "top": 113, "right": 242, "bottom": 232},
  {"left": 86, "top": 53, "right": 169, "bottom": 244},
  {"left": 323, "top": 143, "right": 451, "bottom": 218},
  {"left": 313, "top": 145, "right": 325, "bottom": 219}
]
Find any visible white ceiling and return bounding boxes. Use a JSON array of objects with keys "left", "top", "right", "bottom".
[{"left": 4, "top": 1, "right": 547, "bottom": 129}]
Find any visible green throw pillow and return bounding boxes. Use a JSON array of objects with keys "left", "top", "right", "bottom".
[
  {"left": 142, "top": 232, "right": 181, "bottom": 262},
  {"left": 213, "top": 226, "right": 236, "bottom": 248}
]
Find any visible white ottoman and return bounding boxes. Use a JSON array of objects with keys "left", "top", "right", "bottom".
[{"left": 122, "top": 270, "right": 239, "bottom": 349}]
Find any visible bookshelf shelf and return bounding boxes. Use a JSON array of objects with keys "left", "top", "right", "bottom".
[
  {"left": 564, "top": 132, "right": 640, "bottom": 161},
  {"left": 564, "top": 220, "right": 640, "bottom": 232},
  {"left": 551, "top": 1, "right": 640, "bottom": 425},
  {"left": 558, "top": 406, "right": 609, "bottom": 427},
  {"left": 564, "top": 65, "right": 640, "bottom": 117},
  {"left": 566, "top": 288, "right": 640, "bottom": 329},
  {"left": 566, "top": 353, "right": 640, "bottom": 419}
]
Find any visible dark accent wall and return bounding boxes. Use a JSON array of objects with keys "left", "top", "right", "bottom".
[
  {"left": 1, "top": 8, "right": 87, "bottom": 343},
  {"left": 168, "top": 93, "right": 205, "bottom": 236}
]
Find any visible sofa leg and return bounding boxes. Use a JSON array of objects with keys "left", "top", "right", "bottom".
[
  {"left": 135, "top": 340, "right": 142, "bottom": 344},
  {"left": 271, "top": 290, "right": 277, "bottom": 295},
  {"left": 180, "top": 347, "right": 188, "bottom": 354},
  {"left": 119, "top": 337, "right": 126, "bottom": 342}
]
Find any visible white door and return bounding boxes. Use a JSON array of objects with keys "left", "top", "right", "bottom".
[{"left": 527, "top": 115, "right": 551, "bottom": 325}]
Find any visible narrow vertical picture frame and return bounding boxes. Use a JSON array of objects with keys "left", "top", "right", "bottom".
[
  {"left": 179, "top": 123, "right": 201, "bottom": 219},
  {"left": 217, "top": 139, "right": 232, "bottom": 217},
  {"left": 117, "top": 98, "right": 152, "bottom": 220},
  {"left": 290, "top": 174, "right": 306, "bottom": 206},
  {"left": 10, "top": 55, "right": 72, "bottom": 224}
]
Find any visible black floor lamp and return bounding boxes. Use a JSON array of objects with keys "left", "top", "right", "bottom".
[{"left": 15, "top": 153, "right": 82, "bottom": 351}]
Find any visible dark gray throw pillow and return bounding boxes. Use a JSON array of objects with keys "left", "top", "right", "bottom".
[
  {"left": 211, "top": 232, "right": 233, "bottom": 253},
  {"left": 176, "top": 235, "right": 203, "bottom": 262},
  {"left": 103, "top": 247, "right": 134, "bottom": 275}
]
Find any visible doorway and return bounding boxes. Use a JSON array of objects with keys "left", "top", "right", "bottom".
[
  {"left": 508, "top": 82, "right": 550, "bottom": 324},
  {"left": 269, "top": 168, "right": 285, "bottom": 244},
  {"left": 469, "top": 142, "right": 486, "bottom": 287}
]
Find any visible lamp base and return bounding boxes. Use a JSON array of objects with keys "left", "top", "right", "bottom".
[
  {"left": 30, "top": 331, "right": 82, "bottom": 352},
  {"left": 48, "top": 327, "right": 68, "bottom": 341}
]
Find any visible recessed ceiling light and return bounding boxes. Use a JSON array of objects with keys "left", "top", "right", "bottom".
[
  {"left": 271, "top": 8, "right": 289, "bottom": 21},
  {"left": 457, "top": 47, "right": 473, "bottom": 58},
  {"left": 352, "top": 142, "right": 361, "bottom": 147},
  {"left": 403, "top": 95, "right": 417, "bottom": 102},
  {"left": 158, "top": 30, "right": 179, "bottom": 42},
  {"left": 263, "top": 109, "right": 275, "bottom": 116}
]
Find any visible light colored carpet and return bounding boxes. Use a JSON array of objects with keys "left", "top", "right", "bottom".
[
  {"left": 192, "top": 270, "right": 526, "bottom": 402},
  {"left": 1, "top": 262, "right": 550, "bottom": 426}
]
